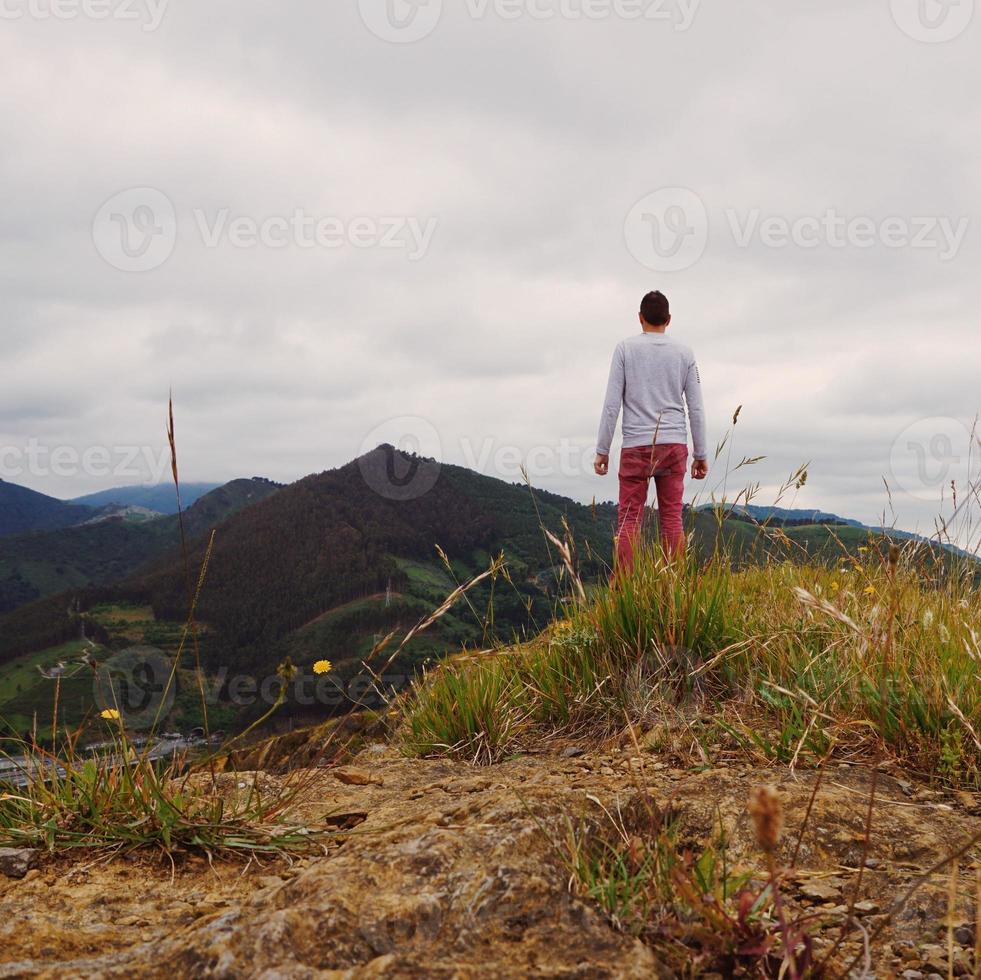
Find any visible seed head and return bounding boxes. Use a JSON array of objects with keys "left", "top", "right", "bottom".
[{"left": 749, "top": 785, "right": 783, "bottom": 854}]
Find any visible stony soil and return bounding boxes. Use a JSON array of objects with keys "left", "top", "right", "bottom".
[{"left": 1, "top": 742, "right": 978, "bottom": 978}]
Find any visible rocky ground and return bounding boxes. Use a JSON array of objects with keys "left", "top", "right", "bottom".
[{"left": 1, "top": 739, "right": 978, "bottom": 978}]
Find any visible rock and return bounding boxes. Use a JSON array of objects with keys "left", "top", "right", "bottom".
[
  {"left": 117, "top": 915, "right": 150, "bottom": 927},
  {"left": 952, "top": 926, "right": 973, "bottom": 946},
  {"left": 0, "top": 848, "right": 39, "bottom": 880},
  {"left": 901, "top": 971, "right": 924, "bottom": 979},
  {"left": 333, "top": 766, "right": 381, "bottom": 786},
  {"left": 919, "top": 945, "right": 948, "bottom": 973},
  {"left": 854, "top": 900, "right": 881, "bottom": 915},
  {"left": 799, "top": 880, "right": 843, "bottom": 903},
  {"left": 560, "top": 746, "right": 585, "bottom": 759}
]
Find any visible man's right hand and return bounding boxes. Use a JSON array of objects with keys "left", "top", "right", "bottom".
[
  {"left": 691, "top": 459, "right": 709, "bottom": 480},
  {"left": 594, "top": 454, "right": 609, "bottom": 476}
]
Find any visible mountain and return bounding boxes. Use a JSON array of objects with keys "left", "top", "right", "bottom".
[
  {"left": 0, "top": 478, "right": 283, "bottom": 616},
  {"left": 708, "top": 504, "right": 862, "bottom": 527},
  {"left": 69, "top": 482, "right": 223, "bottom": 515},
  {"left": 700, "top": 503, "right": 974, "bottom": 560},
  {"left": 0, "top": 480, "right": 98, "bottom": 538},
  {"left": 0, "top": 450, "right": 616, "bottom": 736},
  {"left": 1, "top": 448, "right": 973, "bottom": 739},
  {"left": 120, "top": 448, "right": 617, "bottom": 678}
]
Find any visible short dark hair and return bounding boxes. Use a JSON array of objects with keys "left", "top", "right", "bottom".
[{"left": 640, "top": 291, "right": 670, "bottom": 326}]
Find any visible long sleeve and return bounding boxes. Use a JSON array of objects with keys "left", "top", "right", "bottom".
[
  {"left": 684, "top": 356, "right": 708, "bottom": 460},
  {"left": 596, "top": 342, "right": 625, "bottom": 456}
]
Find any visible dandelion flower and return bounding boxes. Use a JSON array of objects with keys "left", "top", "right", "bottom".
[
  {"left": 922, "top": 609, "right": 934, "bottom": 629},
  {"left": 863, "top": 586, "right": 877, "bottom": 596},
  {"left": 858, "top": 546, "right": 869, "bottom": 554},
  {"left": 313, "top": 660, "right": 333, "bottom": 675},
  {"left": 100, "top": 708, "right": 121, "bottom": 721},
  {"left": 831, "top": 581, "right": 840, "bottom": 593}
]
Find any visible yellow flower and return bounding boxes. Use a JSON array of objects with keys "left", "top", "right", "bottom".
[
  {"left": 100, "top": 708, "right": 121, "bottom": 721},
  {"left": 831, "top": 581, "right": 840, "bottom": 593},
  {"left": 863, "top": 586, "right": 877, "bottom": 596},
  {"left": 858, "top": 546, "right": 869, "bottom": 554},
  {"left": 313, "top": 660, "right": 333, "bottom": 675}
]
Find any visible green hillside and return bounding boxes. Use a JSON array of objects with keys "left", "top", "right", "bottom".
[
  {"left": 0, "top": 480, "right": 97, "bottom": 538},
  {"left": 69, "top": 482, "right": 222, "bottom": 514},
  {"left": 0, "top": 479, "right": 282, "bottom": 615},
  {"left": 0, "top": 449, "right": 972, "bottom": 742},
  {"left": 125, "top": 448, "right": 619, "bottom": 679}
]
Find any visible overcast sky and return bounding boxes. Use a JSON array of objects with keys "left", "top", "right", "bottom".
[{"left": 1, "top": 0, "right": 978, "bottom": 544}]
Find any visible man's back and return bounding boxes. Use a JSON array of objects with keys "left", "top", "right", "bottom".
[
  {"left": 592, "top": 290, "right": 709, "bottom": 569},
  {"left": 596, "top": 332, "right": 707, "bottom": 460}
]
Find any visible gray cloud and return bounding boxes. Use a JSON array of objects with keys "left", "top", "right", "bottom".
[{"left": 0, "top": 1, "right": 978, "bottom": 543}]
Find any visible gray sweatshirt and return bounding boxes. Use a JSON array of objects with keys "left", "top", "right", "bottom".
[{"left": 596, "top": 333, "right": 708, "bottom": 460}]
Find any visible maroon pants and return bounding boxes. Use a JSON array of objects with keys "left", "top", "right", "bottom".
[{"left": 616, "top": 443, "right": 688, "bottom": 571}]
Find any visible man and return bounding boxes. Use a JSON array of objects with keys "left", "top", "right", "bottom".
[{"left": 594, "top": 291, "right": 708, "bottom": 570}]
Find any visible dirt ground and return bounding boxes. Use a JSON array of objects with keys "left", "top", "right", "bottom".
[{"left": 1, "top": 741, "right": 978, "bottom": 978}]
